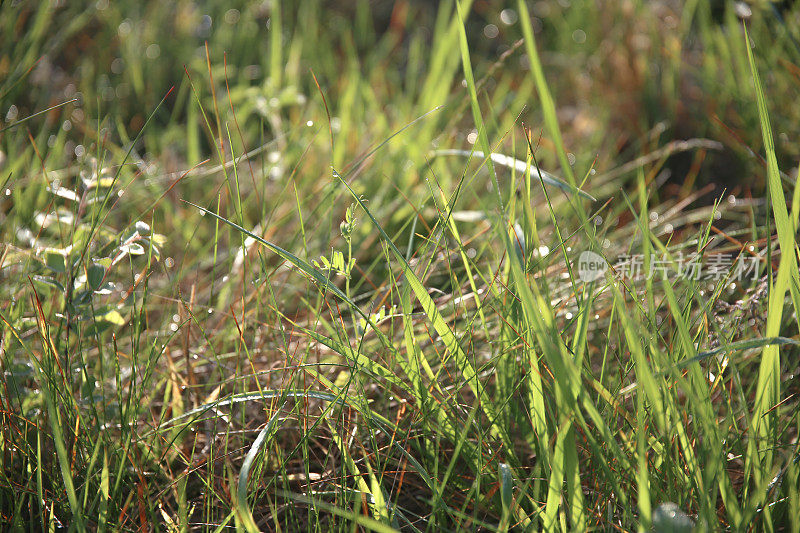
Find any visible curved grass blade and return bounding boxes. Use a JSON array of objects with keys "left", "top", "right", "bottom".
[
  {"left": 433, "top": 149, "right": 596, "bottom": 201},
  {"left": 237, "top": 409, "right": 283, "bottom": 533}
]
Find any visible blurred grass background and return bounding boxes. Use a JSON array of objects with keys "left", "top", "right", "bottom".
[{"left": 1, "top": 0, "right": 800, "bottom": 531}]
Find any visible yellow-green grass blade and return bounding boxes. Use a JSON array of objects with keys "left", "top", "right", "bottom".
[{"left": 743, "top": 24, "right": 799, "bottom": 495}]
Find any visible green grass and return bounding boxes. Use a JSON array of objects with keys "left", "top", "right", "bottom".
[{"left": 2, "top": 1, "right": 800, "bottom": 531}]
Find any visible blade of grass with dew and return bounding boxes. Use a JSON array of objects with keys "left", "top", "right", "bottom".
[
  {"left": 237, "top": 409, "right": 282, "bottom": 533},
  {"left": 743, "top": 24, "right": 800, "bottom": 509}
]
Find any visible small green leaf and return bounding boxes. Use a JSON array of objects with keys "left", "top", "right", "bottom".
[
  {"left": 44, "top": 249, "right": 67, "bottom": 273},
  {"left": 87, "top": 263, "right": 105, "bottom": 290}
]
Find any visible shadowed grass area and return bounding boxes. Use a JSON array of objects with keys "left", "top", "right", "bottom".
[{"left": 1, "top": 1, "right": 799, "bottom": 531}]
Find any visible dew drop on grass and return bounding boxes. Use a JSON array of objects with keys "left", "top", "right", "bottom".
[
  {"left": 224, "top": 9, "right": 240, "bottom": 24},
  {"left": 306, "top": 120, "right": 314, "bottom": 127},
  {"left": 145, "top": 44, "right": 161, "bottom": 59},
  {"left": 169, "top": 323, "right": 178, "bottom": 332},
  {"left": 565, "top": 312, "right": 573, "bottom": 320},
  {"left": 165, "top": 257, "right": 174, "bottom": 268},
  {"left": 734, "top": 1, "right": 752, "bottom": 19},
  {"left": 483, "top": 24, "right": 499, "bottom": 39},
  {"left": 572, "top": 29, "right": 587, "bottom": 44},
  {"left": 727, "top": 194, "right": 736, "bottom": 205},
  {"left": 500, "top": 9, "right": 517, "bottom": 25},
  {"left": 467, "top": 131, "right": 478, "bottom": 144},
  {"left": 172, "top": 314, "right": 180, "bottom": 323},
  {"left": 4, "top": 189, "right": 10, "bottom": 196}
]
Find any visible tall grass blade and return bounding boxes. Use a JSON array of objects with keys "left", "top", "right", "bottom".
[{"left": 742, "top": 24, "right": 799, "bottom": 502}]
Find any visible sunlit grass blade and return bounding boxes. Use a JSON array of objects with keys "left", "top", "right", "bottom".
[{"left": 742, "top": 23, "right": 800, "bottom": 504}]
